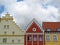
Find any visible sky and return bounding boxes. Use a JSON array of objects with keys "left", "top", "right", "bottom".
[{"left": 0, "top": 0, "right": 60, "bottom": 30}]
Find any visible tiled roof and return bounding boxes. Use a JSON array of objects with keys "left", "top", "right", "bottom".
[{"left": 43, "top": 22, "right": 60, "bottom": 31}]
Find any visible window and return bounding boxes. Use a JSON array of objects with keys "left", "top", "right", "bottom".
[
  {"left": 46, "top": 35, "right": 50, "bottom": 41},
  {"left": 33, "top": 35, "right": 37, "bottom": 41},
  {"left": 18, "top": 40, "right": 20, "bottom": 42},
  {"left": 4, "top": 25, "right": 6, "bottom": 29},
  {"left": 7, "top": 25, "right": 9, "bottom": 29},
  {"left": 4, "top": 31, "right": 7, "bottom": 34},
  {"left": 57, "top": 28, "right": 60, "bottom": 31},
  {"left": 53, "top": 35, "right": 57, "bottom": 41},
  {"left": 39, "top": 36, "right": 43, "bottom": 41},
  {"left": 32, "top": 28, "right": 36, "bottom": 32},
  {"left": 46, "top": 29, "right": 51, "bottom": 31},
  {"left": 27, "top": 35, "right": 32, "bottom": 41},
  {"left": 3, "top": 38, "right": 7, "bottom": 43},
  {"left": 5, "top": 19, "right": 8, "bottom": 21},
  {"left": 12, "top": 31, "right": 15, "bottom": 35},
  {"left": 4, "top": 25, "right": 9, "bottom": 29},
  {"left": 12, "top": 40, "right": 14, "bottom": 43}
]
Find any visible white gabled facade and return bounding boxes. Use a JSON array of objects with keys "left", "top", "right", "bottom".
[{"left": 0, "top": 13, "right": 24, "bottom": 45}]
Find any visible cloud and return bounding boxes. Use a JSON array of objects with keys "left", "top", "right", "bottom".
[
  {"left": 1, "top": 0, "right": 59, "bottom": 30},
  {"left": 0, "top": 0, "right": 16, "bottom": 5}
]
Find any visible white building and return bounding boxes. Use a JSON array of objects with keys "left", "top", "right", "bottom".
[{"left": 0, "top": 13, "right": 24, "bottom": 45}]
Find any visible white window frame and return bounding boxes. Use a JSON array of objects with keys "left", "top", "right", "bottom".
[
  {"left": 53, "top": 35, "right": 57, "bottom": 41},
  {"left": 46, "top": 35, "right": 50, "bottom": 41}
]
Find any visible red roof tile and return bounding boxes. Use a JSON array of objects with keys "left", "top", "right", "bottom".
[{"left": 43, "top": 22, "right": 60, "bottom": 31}]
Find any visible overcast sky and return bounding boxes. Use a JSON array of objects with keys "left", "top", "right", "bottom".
[{"left": 0, "top": 0, "right": 60, "bottom": 30}]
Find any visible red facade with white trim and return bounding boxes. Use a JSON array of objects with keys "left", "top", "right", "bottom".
[{"left": 24, "top": 19, "right": 44, "bottom": 45}]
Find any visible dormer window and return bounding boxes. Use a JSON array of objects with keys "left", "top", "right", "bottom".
[
  {"left": 46, "top": 29, "right": 51, "bottom": 31},
  {"left": 57, "top": 28, "right": 60, "bottom": 31}
]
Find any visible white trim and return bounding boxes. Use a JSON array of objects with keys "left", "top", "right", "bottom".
[
  {"left": 32, "top": 35, "right": 33, "bottom": 45},
  {"left": 25, "top": 18, "right": 44, "bottom": 33},
  {"left": 26, "top": 33, "right": 44, "bottom": 35}
]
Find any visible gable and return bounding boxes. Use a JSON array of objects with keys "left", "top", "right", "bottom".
[
  {"left": 0, "top": 15, "right": 24, "bottom": 35},
  {"left": 26, "top": 21, "right": 43, "bottom": 33}
]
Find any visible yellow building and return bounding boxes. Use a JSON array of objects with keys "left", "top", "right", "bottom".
[
  {"left": 43, "top": 22, "right": 60, "bottom": 45},
  {"left": 45, "top": 33, "right": 60, "bottom": 45},
  {"left": 0, "top": 13, "right": 24, "bottom": 45}
]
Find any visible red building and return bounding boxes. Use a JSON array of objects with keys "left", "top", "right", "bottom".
[{"left": 24, "top": 19, "right": 44, "bottom": 45}]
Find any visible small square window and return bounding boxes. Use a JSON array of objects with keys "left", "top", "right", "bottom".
[
  {"left": 18, "top": 40, "right": 20, "bottom": 42},
  {"left": 12, "top": 31, "right": 15, "bottom": 35},
  {"left": 4, "top": 25, "right": 6, "bottom": 29},
  {"left": 4, "top": 32, "right": 7, "bottom": 34},
  {"left": 3, "top": 38, "right": 7, "bottom": 43},
  {"left": 7, "top": 25, "right": 9, "bottom": 29}
]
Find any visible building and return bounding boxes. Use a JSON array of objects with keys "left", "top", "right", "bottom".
[
  {"left": 0, "top": 13, "right": 24, "bottom": 45},
  {"left": 0, "top": 18, "right": 1, "bottom": 22},
  {"left": 24, "top": 19, "right": 44, "bottom": 45},
  {"left": 0, "top": 13, "right": 60, "bottom": 45},
  {"left": 43, "top": 22, "right": 60, "bottom": 45}
]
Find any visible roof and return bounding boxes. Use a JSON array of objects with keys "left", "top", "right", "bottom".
[
  {"left": 26, "top": 18, "right": 44, "bottom": 33},
  {"left": 1, "top": 13, "right": 13, "bottom": 20},
  {"left": 43, "top": 22, "right": 60, "bottom": 31}
]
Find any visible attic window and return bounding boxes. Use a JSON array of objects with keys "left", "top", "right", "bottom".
[
  {"left": 32, "top": 28, "right": 36, "bottom": 32},
  {"left": 57, "top": 28, "right": 60, "bottom": 31},
  {"left": 46, "top": 29, "right": 51, "bottom": 31}
]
